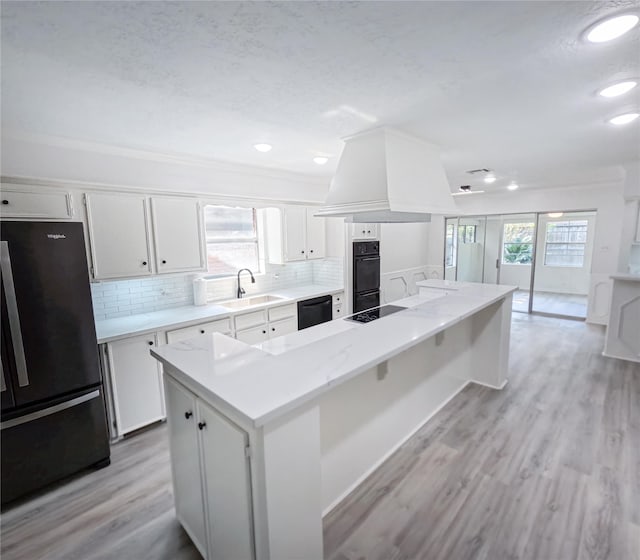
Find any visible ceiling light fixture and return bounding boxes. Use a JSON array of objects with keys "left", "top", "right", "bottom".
[
  {"left": 608, "top": 112, "right": 639, "bottom": 125},
  {"left": 313, "top": 156, "right": 329, "bottom": 165},
  {"left": 253, "top": 143, "right": 272, "bottom": 153},
  {"left": 484, "top": 174, "right": 497, "bottom": 184},
  {"left": 598, "top": 80, "right": 638, "bottom": 97},
  {"left": 452, "top": 190, "right": 485, "bottom": 196},
  {"left": 586, "top": 14, "right": 639, "bottom": 43},
  {"left": 548, "top": 212, "right": 564, "bottom": 218},
  {"left": 507, "top": 183, "right": 519, "bottom": 191}
]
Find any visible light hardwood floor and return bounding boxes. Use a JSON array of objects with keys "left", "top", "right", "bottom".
[
  {"left": 512, "top": 289, "right": 588, "bottom": 317},
  {"left": 2, "top": 314, "right": 638, "bottom": 560}
]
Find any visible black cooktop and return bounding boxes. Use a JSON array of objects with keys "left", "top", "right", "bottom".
[{"left": 346, "top": 305, "right": 407, "bottom": 324}]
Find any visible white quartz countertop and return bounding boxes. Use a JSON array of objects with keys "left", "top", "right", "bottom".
[
  {"left": 151, "top": 280, "right": 517, "bottom": 428},
  {"left": 610, "top": 273, "right": 640, "bottom": 282},
  {"left": 95, "top": 284, "right": 343, "bottom": 343}
]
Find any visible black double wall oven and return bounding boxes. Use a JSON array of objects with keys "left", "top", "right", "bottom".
[{"left": 353, "top": 240, "right": 381, "bottom": 313}]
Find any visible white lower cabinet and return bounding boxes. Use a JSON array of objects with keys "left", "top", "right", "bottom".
[
  {"left": 234, "top": 302, "right": 298, "bottom": 343},
  {"left": 165, "top": 376, "right": 254, "bottom": 560},
  {"left": 166, "top": 318, "right": 232, "bottom": 344},
  {"left": 106, "top": 333, "right": 165, "bottom": 436}
]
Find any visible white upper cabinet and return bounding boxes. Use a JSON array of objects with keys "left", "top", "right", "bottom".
[
  {"left": 305, "top": 207, "right": 326, "bottom": 259},
  {"left": 351, "top": 223, "right": 379, "bottom": 240},
  {"left": 151, "top": 197, "right": 205, "bottom": 274},
  {"left": 283, "top": 206, "right": 307, "bottom": 261},
  {"left": 0, "top": 187, "right": 73, "bottom": 220},
  {"left": 85, "top": 193, "right": 153, "bottom": 279},
  {"left": 265, "top": 206, "right": 326, "bottom": 264},
  {"left": 86, "top": 192, "right": 206, "bottom": 280}
]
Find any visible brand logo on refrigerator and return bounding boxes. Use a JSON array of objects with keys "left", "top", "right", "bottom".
[{"left": 47, "top": 234, "right": 67, "bottom": 240}]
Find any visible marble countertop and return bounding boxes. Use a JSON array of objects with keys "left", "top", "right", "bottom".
[
  {"left": 151, "top": 280, "right": 517, "bottom": 428},
  {"left": 95, "top": 284, "right": 343, "bottom": 343}
]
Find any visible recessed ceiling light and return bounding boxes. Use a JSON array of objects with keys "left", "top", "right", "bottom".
[
  {"left": 548, "top": 212, "right": 564, "bottom": 218},
  {"left": 253, "top": 143, "right": 272, "bottom": 153},
  {"left": 586, "top": 14, "right": 639, "bottom": 43},
  {"left": 507, "top": 183, "right": 519, "bottom": 191},
  {"left": 484, "top": 174, "right": 497, "bottom": 184},
  {"left": 313, "top": 156, "right": 329, "bottom": 165},
  {"left": 608, "top": 112, "right": 640, "bottom": 125},
  {"left": 599, "top": 80, "right": 638, "bottom": 97}
]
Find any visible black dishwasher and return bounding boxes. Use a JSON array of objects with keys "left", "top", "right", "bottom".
[{"left": 297, "top": 295, "right": 333, "bottom": 330}]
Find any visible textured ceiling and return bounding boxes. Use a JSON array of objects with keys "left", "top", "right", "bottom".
[{"left": 2, "top": 1, "right": 639, "bottom": 192}]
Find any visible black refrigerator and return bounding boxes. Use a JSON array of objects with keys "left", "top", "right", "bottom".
[{"left": 1, "top": 221, "right": 110, "bottom": 505}]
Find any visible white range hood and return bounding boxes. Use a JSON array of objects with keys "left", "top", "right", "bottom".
[{"left": 316, "top": 127, "right": 457, "bottom": 223}]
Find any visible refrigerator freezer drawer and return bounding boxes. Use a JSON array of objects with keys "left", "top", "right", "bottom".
[{"left": 1, "top": 388, "right": 110, "bottom": 505}]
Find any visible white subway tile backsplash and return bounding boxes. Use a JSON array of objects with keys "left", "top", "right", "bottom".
[{"left": 92, "top": 258, "right": 345, "bottom": 320}]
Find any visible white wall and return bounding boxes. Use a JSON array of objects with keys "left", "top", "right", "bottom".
[
  {"left": 500, "top": 264, "right": 531, "bottom": 290},
  {"left": 379, "top": 222, "right": 434, "bottom": 303}
]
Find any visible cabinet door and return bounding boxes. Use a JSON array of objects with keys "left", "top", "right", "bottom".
[
  {"left": 269, "top": 316, "right": 297, "bottom": 339},
  {"left": 164, "top": 377, "right": 208, "bottom": 557},
  {"left": 151, "top": 197, "right": 205, "bottom": 274},
  {"left": 85, "top": 193, "right": 152, "bottom": 279},
  {"left": 0, "top": 188, "right": 73, "bottom": 219},
  {"left": 107, "top": 333, "right": 165, "bottom": 435},
  {"left": 197, "top": 401, "right": 254, "bottom": 560},
  {"left": 235, "top": 325, "right": 269, "bottom": 345},
  {"left": 283, "top": 207, "right": 307, "bottom": 261},
  {"left": 166, "top": 318, "right": 232, "bottom": 344},
  {"left": 305, "top": 208, "right": 326, "bottom": 259}
]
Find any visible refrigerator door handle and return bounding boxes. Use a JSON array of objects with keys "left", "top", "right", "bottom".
[
  {"left": 1, "top": 359, "right": 6, "bottom": 392},
  {"left": 0, "top": 389, "right": 101, "bottom": 430},
  {"left": 0, "top": 241, "right": 29, "bottom": 387}
]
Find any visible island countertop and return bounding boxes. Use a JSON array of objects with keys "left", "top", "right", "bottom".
[{"left": 151, "top": 281, "right": 517, "bottom": 428}]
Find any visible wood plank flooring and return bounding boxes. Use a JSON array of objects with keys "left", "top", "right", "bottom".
[{"left": 2, "top": 313, "right": 638, "bottom": 560}]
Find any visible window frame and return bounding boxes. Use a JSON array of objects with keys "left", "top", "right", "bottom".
[
  {"left": 445, "top": 221, "right": 458, "bottom": 268},
  {"left": 202, "top": 204, "right": 263, "bottom": 278},
  {"left": 543, "top": 219, "right": 588, "bottom": 268},
  {"left": 501, "top": 222, "right": 535, "bottom": 265}
]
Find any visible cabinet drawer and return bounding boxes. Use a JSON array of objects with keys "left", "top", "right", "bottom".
[
  {"left": 269, "top": 316, "right": 297, "bottom": 338},
  {"left": 234, "top": 309, "right": 267, "bottom": 331},
  {"left": 332, "top": 292, "right": 344, "bottom": 305},
  {"left": 333, "top": 304, "right": 343, "bottom": 319},
  {"left": 166, "top": 318, "right": 232, "bottom": 344},
  {"left": 235, "top": 324, "right": 269, "bottom": 345},
  {"left": 268, "top": 302, "right": 296, "bottom": 322},
  {"left": 0, "top": 189, "right": 73, "bottom": 219}
]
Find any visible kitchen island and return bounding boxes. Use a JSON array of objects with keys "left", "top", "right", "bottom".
[{"left": 151, "top": 280, "right": 516, "bottom": 560}]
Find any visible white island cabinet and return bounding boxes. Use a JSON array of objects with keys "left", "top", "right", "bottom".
[
  {"left": 164, "top": 376, "right": 254, "bottom": 560},
  {"left": 151, "top": 280, "right": 516, "bottom": 560}
]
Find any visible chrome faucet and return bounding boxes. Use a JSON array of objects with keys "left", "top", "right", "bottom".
[{"left": 236, "top": 268, "right": 255, "bottom": 298}]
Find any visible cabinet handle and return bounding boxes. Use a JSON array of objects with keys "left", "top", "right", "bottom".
[
  {"left": 198, "top": 421, "right": 206, "bottom": 430},
  {"left": 271, "top": 327, "right": 275, "bottom": 332},
  {"left": 184, "top": 411, "right": 193, "bottom": 419},
  {"left": 147, "top": 341, "right": 154, "bottom": 346},
  {"left": 262, "top": 330, "right": 267, "bottom": 334},
  {"left": 142, "top": 261, "right": 148, "bottom": 266},
  {"left": 1, "top": 200, "right": 8, "bottom": 205},
  {"left": 301, "top": 250, "right": 305, "bottom": 254},
  {"left": 367, "top": 230, "right": 371, "bottom": 234},
  {"left": 162, "top": 260, "right": 167, "bottom": 264},
  {"left": 200, "top": 329, "right": 205, "bottom": 334}
]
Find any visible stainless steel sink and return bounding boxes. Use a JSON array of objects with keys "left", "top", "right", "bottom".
[{"left": 219, "top": 294, "right": 287, "bottom": 310}]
